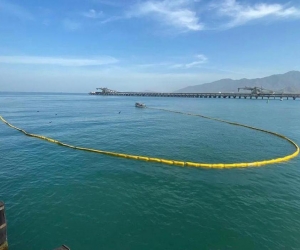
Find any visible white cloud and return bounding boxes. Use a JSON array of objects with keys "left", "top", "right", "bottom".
[
  {"left": 90, "top": 1, "right": 300, "bottom": 32},
  {"left": 195, "top": 54, "right": 207, "bottom": 63},
  {"left": 82, "top": 9, "right": 103, "bottom": 19},
  {"left": 63, "top": 19, "right": 81, "bottom": 31},
  {"left": 170, "top": 54, "right": 207, "bottom": 69},
  {"left": 0, "top": 0, "right": 33, "bottom": 20},
  {"left": 213, "top": 0, "right": 300, "bottom": 28},
  {"left": 0, "top": 56, "right": 119, "bottom": 67},
  {"left": 100, "top": 16, "right": 122, "bottom": 24},
  {"left": 129, "top": 0, "right": 204, "bottom": 31},
  {"left": 186, "top": 61, "right": 204, "bottom": 68}
]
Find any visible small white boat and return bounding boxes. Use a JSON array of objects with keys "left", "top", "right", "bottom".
[
  {"left": 280, "top": 97, "right": 283, "bottom": 101},
  {"left": 135, "top": 102, "right": 146, "bottom": 108}
]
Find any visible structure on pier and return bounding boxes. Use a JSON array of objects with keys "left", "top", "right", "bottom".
[
  {"left": 96, "top": 88, "right": 117, "bottom": 93},
  {"left": 238, "top": 86, "right": 274, "bottom": 95},
  {"left": 237, "top": 86, "right": 284, "bottom": 95}
]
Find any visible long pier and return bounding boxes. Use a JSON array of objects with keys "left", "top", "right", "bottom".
[{"left": 89, "top": 90, "right": 300, "bottom": 100}]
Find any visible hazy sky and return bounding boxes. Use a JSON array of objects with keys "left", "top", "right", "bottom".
[{"left": 1, "top": 0, "right": 300, "bottom": 93}]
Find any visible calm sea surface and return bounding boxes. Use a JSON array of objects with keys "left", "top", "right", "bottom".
[{"left": 1, "top": 92, "right": 300, "bottom": 250}]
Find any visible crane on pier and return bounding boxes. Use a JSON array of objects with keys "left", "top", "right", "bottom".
[
  {"left": 238, "top": 86, "right": 278, "bottom": 95},
  {"left": 96, "top": 88, "right": 118, "bottom": 93}
]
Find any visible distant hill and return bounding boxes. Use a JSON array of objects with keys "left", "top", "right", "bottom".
[{"left": 175, "top": 71, "right": 300, "bottom": 93}]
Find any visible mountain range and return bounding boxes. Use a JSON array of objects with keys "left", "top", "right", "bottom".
[{"left": 175, "top": 71, "right": 300, "bottom": 93}]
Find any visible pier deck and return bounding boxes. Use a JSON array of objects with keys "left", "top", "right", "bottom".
[{"left": 89, "top": 91, "right": 300, "bottom": 100}]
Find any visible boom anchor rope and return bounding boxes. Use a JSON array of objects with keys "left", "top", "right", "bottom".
[{"left": 0, "top": 108, "right": 298, "bottom": 168}]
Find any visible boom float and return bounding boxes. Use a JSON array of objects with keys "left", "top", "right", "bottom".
[{"left": 0, "top": 109, "right": 299, "bottom": 169}]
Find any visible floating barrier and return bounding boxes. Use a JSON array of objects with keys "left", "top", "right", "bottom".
[{"left": 0, "top": 108, "right": 299, "bottom": 168}]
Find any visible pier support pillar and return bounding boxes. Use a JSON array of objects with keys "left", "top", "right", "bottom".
[{"left": 0, "top": 202, "right": 8, "bottom": 250}]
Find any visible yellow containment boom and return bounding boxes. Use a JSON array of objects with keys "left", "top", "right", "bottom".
[{"left": 0, "top": 107, "right": 299, "bottom": 169}]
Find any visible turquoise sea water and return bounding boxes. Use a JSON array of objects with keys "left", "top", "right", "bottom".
[{"left": 1, "top": 92, "right": 300, "bottom": 250}]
